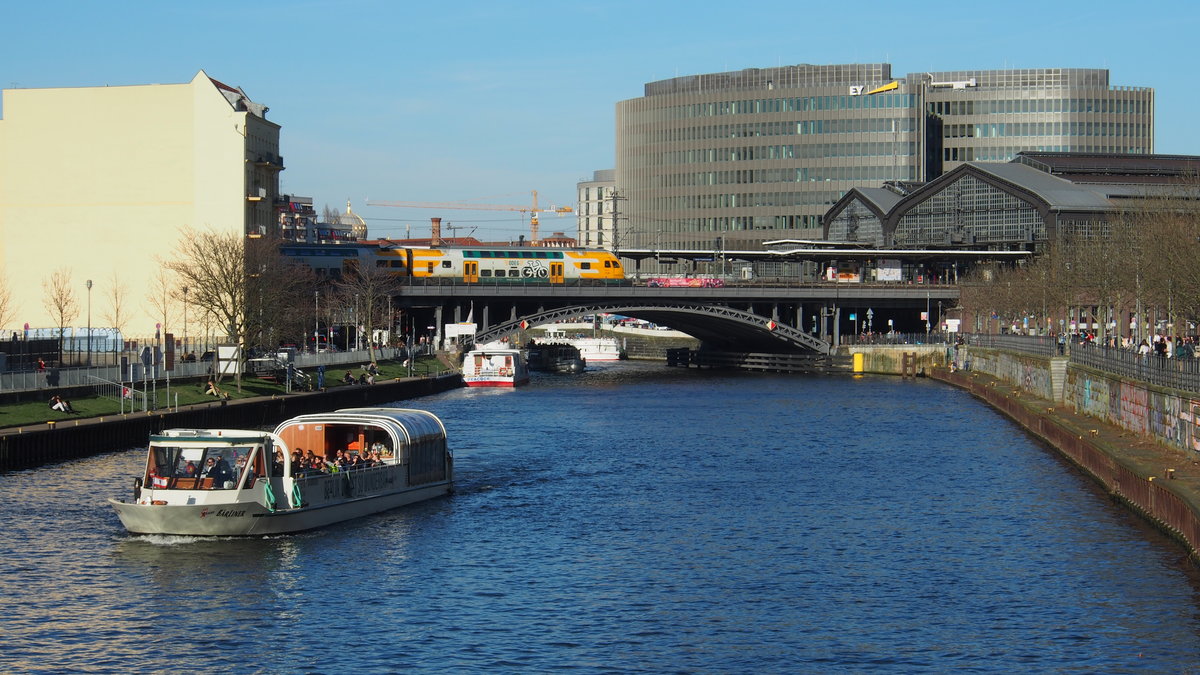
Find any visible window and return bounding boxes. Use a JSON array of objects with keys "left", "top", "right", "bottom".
[
  {"left": 480, "top": 270, "right": 492, "bottom": 277},
  {"left": 441, "top": 261, "right": 452, "bottom": 268}
]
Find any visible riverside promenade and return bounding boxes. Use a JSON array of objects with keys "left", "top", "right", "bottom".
[
  {"left": 933, "top": 364, "right": 1200, "bottom": 561},
  {"left": 0, "top": 372, "right": 462, "bottom": 472}
]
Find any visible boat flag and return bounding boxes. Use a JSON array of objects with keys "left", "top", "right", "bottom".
[
  {"left": 520, "top": 320, "right": 529, "bottom": 330},
  {"left": 766, "top": 320, "right": 777, "bottom": 331}
]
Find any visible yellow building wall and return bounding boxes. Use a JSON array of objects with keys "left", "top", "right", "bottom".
[{"left": 0, "top": 70, "right": 250, "bottom": 337}]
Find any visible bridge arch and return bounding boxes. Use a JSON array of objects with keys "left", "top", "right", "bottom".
[{"left": 472, "top": 302, "right": 830, "bottom": 354}]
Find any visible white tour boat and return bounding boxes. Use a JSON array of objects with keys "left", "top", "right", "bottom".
[
  {"left": 461, "top": 346, "right": 530, "bottom": 387},
  {"left": 544, "top": 329, "right": 623, "bottom": 362},
  {"left": 108, "top": 407, "right": 453, "bottom": 536}
]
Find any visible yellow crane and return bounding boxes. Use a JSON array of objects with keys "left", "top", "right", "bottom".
[{"left": 366, "top": 190, "right": 573, "bottom": 244}]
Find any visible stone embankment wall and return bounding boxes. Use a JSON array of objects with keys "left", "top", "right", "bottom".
[
  {"left": 942, "top": 347, "right": 1200, "bottom": 559},
  {"left": 0, "top": 374, "right": 461, "bottom": 472},
  {"left": 939, "top": 368, "right": 1200, "bottom": 560},
  {"left": 842, "top": 345, "right": 946, "bottom": 375},
  {"left": 1065, "top": 367, "right": 1200, "bottom": 456}
]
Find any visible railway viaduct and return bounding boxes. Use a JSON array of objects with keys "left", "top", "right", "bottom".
[{"left": 391, "top": 282, "right": 960, "bottom": 354}]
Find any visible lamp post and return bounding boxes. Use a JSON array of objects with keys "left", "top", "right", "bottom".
[
  {"left": 314, "top": 290, "right": 319, "bottom": 353},
  {"left": 86, "top": 279, "right": 92, "bottom": 366},
  {"left": 182, "top": 285, "right": 189, "bottom": 355}
]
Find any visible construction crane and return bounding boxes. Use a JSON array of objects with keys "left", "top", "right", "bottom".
[{"left": 366, "top": 190, "right": 573, "bottom": 244}]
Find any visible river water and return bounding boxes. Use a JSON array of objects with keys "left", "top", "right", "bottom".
[{"left": 1, "top": 362, "right": 1199, "bottom": 673}]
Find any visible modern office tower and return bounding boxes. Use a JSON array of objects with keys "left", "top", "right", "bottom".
[
  {"left": 576, "top": 169, "right": 616, "bottom": 248},
  {"left": 614, "top": 64, "right": 1152, "bottom": 261},
  {"left": 0, "top": 71, "right": 282, "bottom": 331}
]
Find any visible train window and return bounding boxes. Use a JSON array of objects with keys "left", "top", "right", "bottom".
[
  {"left": 464, "top": 251, "right": 478, "bottom": 258},
  {"left": 441, "top": 261, "right": 452, "bottom": 268},
  {"left": 580, "top": 262, "right": 591, "bottom": 269},
  {"left": 480, "top": 270, "right": 492, "bottom": 277}
]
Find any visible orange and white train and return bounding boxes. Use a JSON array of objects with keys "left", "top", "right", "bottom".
[{"left": 282, "top": 243, "right": 626, "bottom": 284}]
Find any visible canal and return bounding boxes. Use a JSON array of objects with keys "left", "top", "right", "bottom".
[{"left": 1, "top": 362, "right": 1198, "bottom": 672}]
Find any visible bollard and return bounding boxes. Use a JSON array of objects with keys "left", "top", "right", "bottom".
[{"left": 1167, "top": 468, "right": 1177, "bottom": 480}]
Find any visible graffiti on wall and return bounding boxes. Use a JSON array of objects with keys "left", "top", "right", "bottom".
[{"left": 1066, "top": 370, "right": 1200, "bottom": 455}]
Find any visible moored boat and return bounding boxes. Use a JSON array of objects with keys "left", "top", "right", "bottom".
[
  {"left": 544, "top": 329, "right": 623, "bottom": 362},
  {"left": 108, "top": 407, "right": 453, "bottom": 536},
  {"left": 527, "top": 341, "right": 586, "bottom": 374},
  {"left": 461, "top": 346, "right": 529, "bottom": 387}
]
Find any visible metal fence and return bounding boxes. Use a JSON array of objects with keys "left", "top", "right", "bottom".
[
  {"left": 962, "top": 333, "right": 1057, "bottom": 357},
  {"left": 1068, "top": 345, "right": 1200, "bottom": 394},
  {"left": 0, "top": 344, "right": 436, "bottom": 395},
  {"left": 843, "top": 332, "right": 951, "bottom": 347}
]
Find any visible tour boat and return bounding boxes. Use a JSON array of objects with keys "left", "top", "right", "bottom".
[
  {"left": 543, "top": 329, "right": 623, "bottom": 362},
  {"left": 527, "top": 341, "right": 586, "bottom": 374},
  {"left": 108, "top": 407, "right": 453, "bottom": 536},
  {"left": 461, "top": 346, "right": 529, "bottom": 387}
]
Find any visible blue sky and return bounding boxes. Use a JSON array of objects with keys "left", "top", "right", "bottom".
[{"left": 2, "top": 0, "right": 1194, "bottom": 241}]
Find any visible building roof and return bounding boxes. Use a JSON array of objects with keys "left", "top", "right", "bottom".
[
  {"left": 969, "top": 162, "right": 1114, "bottom": 211},
  {"left": 1013, "top": 151, "right": 1200, "bottom": 184}
]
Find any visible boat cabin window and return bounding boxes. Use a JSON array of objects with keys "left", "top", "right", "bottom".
[{"left": 149, "top": 444, "right": 260, "bottom": 490}]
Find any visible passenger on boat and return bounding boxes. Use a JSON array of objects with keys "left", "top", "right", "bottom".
[
  {"left": 200, "top": 455, "right": 233, "bottom": 485},
  {"left": 236, "top": 456, "right": 254, "bottom": 482}
]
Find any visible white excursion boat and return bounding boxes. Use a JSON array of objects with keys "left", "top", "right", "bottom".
[
  {"left": 461, "top": 346, "right": 529, "bottom": 387},
  {"left": 108, "top": 407, "right": 453, "bottom": 536},
  {"left": 544, "top": 329, "right": 623, "bottom": 362}
]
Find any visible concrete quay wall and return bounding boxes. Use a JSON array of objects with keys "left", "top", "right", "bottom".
[
  {"left": 938, "top": 349, "right": 1200, "bottom": 560},
  {"left": 842, "top": 345, "right": 946, "bottom": 375},
  {"left": 0, "top": 375, "right": 462, "bottom": 473}
]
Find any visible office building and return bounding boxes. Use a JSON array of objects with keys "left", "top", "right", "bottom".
[{"left": 614, "top": 64, "right": 1153, "bottom": 262}]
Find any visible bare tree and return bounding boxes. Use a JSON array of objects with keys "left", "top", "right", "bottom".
[
  {"left": 43, "top": 268, "right": 80, "bottom": 365},
  {"left": 102, "top": 271, "right": 131, "bottom": 348},
  {"left": 0, "top": 268, "right": 17, "bottom": 336},
  {"left": 334, "top": 257, "right": 403, "bottom": 364},
  {"left": 145, "top": 268, "right": 179, "bottom": 343},
  {"left": 163, "top": 228, "right": 249, "bottom": 388},
  {"left": 163, "top": 227, "right": 315, "bottom": 390}
]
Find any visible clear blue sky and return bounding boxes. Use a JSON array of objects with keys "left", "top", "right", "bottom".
[{"left": 2, "top": 0, "right": 1194, "bottom": 241}]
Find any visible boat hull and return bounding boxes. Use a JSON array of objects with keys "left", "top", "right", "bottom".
[{"left": 109, "top": 480, "right": 451, "bottom": 536}]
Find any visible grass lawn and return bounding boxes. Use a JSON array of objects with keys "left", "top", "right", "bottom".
[{"left": 3, "top": 356, "right": 452, "bottom": 431}]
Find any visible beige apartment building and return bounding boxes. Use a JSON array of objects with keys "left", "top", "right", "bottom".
[{"left": 0, "top": 70, "right": 281, "bottom": 340}]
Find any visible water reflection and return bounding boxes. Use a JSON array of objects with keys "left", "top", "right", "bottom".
[{"left": 1, "top": 363, "right": 1199, "bottom": 672}]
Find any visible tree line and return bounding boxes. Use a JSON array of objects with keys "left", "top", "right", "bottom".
[
  {"left": 961, "top": 179, "right": 1200, "bottom": 341},
  {"left": 31, "top": 227, "right": 405, "bottom": 389}
]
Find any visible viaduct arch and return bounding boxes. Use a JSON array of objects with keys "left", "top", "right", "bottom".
[{"left": 470, "top": 302, "right": 831, "bottom": 354}]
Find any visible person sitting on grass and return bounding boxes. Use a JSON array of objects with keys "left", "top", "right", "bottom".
[
  {"left": 204, "top": 379, "right": 219, "bottom": 396},
  {"left": 49, "top": 395, "right": 76, "bottom": 414},
  {"left": 342, "top": 371, "right": 355, "bottom": 385}
]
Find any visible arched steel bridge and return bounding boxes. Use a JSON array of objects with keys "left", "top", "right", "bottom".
[
  {"left": 395, "top": 281, "right": 958, "bottom": 354},
  {"left": 472, "top": 302, "right": 831, "bottom": 354}
]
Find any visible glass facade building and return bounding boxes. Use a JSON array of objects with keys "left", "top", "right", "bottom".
[{"left": 614, "top": 64, "right": 1152, "bottom": 259}]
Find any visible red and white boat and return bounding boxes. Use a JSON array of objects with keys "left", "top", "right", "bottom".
[{"left": 461, "top": 346, "right": 529, "bottom": 387}]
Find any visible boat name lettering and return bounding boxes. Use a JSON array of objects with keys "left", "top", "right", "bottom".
[{"left": 199, "top": 508, "right": 247, "bottom": 518}]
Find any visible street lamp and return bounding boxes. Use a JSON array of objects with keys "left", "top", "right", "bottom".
[
  {"left": 86, "top": 279, "right": 92, "bottom": 366},
  {"left": 182, "top": 285, "right": 189, "bottom": 354}
]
